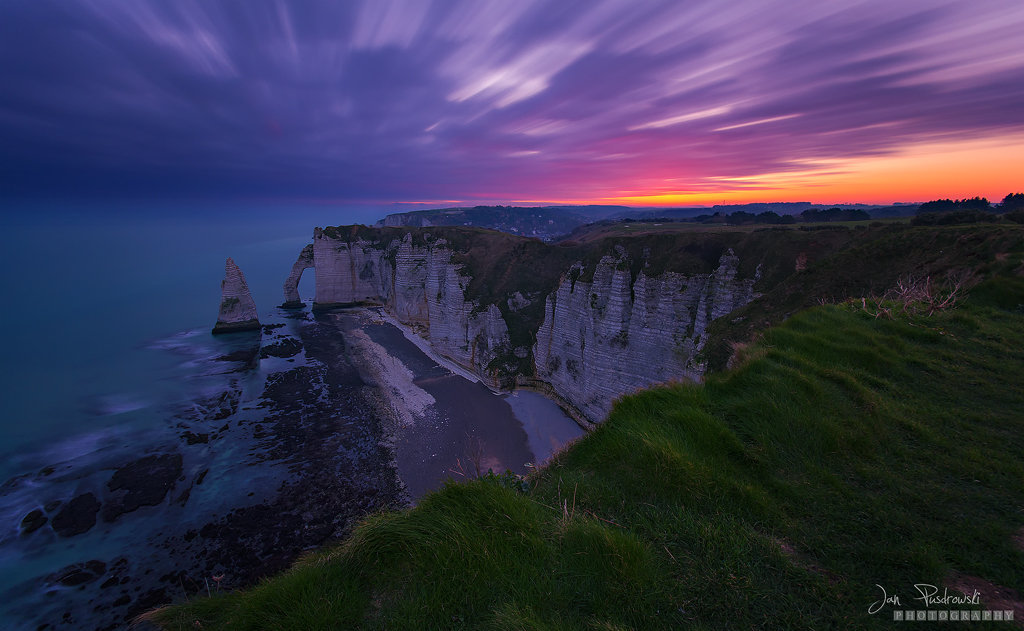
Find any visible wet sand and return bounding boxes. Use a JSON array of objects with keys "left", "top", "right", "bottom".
[
  {"left": 397, "top": 375, "right": 533, "bottom": 498},
  {"left": 504, "top": 390, "right": 586, "bottom": 465},
  {"left": 351, "top": 313, "right": 582, "bottom": 500}
]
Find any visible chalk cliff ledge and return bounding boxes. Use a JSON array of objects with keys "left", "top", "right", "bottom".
[{"left": 283, "top": 227, "right": 766, "bottom": 422}]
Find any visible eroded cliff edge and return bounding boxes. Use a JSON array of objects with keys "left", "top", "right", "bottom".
[
  {"left": 305, "top": 228, "right": 518, "bottom": 386},
  {"left": 285, "top": 225, "right": 782, "bottom": 424},
  {"left": 534, "top": 249, "right": 756, "bottom": 422}
]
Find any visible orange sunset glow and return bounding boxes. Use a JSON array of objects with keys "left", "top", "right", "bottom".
[
  {"left": 5, "top": 1, "right": 1023, "bottom": 205},
  {"left": 518, "top": 134, "right": 1024, "bottom": 208}
]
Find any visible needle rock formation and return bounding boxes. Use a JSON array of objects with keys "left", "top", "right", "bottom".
[{"left": 213, "top": 258, "right": 261, "bottom": 334}]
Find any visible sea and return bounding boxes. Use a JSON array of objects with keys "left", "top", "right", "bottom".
[{"left": 0, "top": 202, "right": 584, "bottom": 630}]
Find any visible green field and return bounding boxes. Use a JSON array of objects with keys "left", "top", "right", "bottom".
[{"left": 150, "top": 259, "right": 1024, "bottom": 629}]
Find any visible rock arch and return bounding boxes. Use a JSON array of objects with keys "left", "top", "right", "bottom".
[{"left": 282, "top": 244, "right": 314, "bottom": 308}]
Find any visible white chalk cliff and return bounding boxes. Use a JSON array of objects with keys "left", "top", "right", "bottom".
[
  {"left": 291, "top": 230, "right": 758, "bottom": 423},
  {"left": 533, "top": 250, "right": 756, "bottom": 423},
  {"left": 307, "top": 230, "right": 513, "bottom": 387},
  {"left": 213, "top": 258, "right": 260, "bottom": 333}
]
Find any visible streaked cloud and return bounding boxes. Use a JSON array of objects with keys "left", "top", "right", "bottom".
[
  {"left": 631, "top": 106, "right": 734, "bottom": 131},
  {"left": 1, "top": 0, "right": 1022, "bottom": 203},
  {"left": 714, "top": 114, "right": 801, "bottom": 132}
]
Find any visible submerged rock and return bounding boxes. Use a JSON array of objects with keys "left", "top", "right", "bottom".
[
  {"left": 258, "top": 337, "right": 302, "bottom": 359},
  {"left": 213, "top": 258, "right": 260, "bottom": 334},
  {"left": 215, "top": 346, "right": 260, "bottom": 368},
  {"left": 51, "top": 493, "right": 100, "bottom": 537},
  {"left": 20, "top": 508, "right": 47, "bottom": 534},
  {"left": 47, "top": 560, "right": 107, "bottom": 587}
]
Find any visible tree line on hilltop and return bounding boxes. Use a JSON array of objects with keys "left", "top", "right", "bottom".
[
  {"left": 621, "top": 206, "right": 874, "bottom": 226},
  {"left": 696, "top": 207, "right": 873, "bottom": 225},
  {"left": 912, "top": 193, "right": 1024, "bottom": 226},
  {"left": 608, "top": 194, "right": 1024, "bottom": 229}
]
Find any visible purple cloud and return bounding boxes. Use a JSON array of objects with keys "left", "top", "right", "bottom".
[{"left": 1, "top": 0, "right": 1022, "bottom": 201}]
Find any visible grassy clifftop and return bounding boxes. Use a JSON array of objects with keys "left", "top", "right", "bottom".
[
  {"left": 703, "top": 223, "right": 1024, "bottom": 371},
  {"left": 151, "top": 272, "right": 1024, "bottom": 629},
  {"left": 316, "top": 223, "right": 1022, "bottom": 381}
]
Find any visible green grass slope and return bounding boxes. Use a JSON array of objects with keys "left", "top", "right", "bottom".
[
  {"left": 703, "top": 223, "right": 1024, "bottom": 371},
  {"left": 151, "top": 275, "right": 1024, "bottom": 630}
]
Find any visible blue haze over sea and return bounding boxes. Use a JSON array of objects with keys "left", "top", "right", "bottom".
[
  {"left": 0, "top": 203, "right": 382, "bottom": 475},
  {"left": 0, "top": 203, "right": 385, "bottom": 610}
]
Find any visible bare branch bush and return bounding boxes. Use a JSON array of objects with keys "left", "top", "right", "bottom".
[
  {"left": 860, "top": 269, "right": 977, "bottom": 319},
  {"left": 468, "top": 435, "right": 484, "bottom": 478}
]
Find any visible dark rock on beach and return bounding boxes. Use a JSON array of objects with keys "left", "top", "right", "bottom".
[
  {"left": 169, "top": 313, "right": 406, "bottom": 589},
  {"left": 12, "top": 313, "right": 405, "bottom": 630},
  {"left": 182, "top": 388, "right": 240, "bottom": 422},
  {"left": 124, "top": 587, "right": 170, "bottom": 622},
  {"left": 102, "top": 454, "right": 183, "bottom": 522},
  {"left": 181, "top": 431, "right": 209, "bottom": 445},
  {"left": 51, "top": 493, "right": 100, "bottom": 537},
  {"left": 208, "top": 389, "right": 240, "bottom": 421},
  {"left": 214, "top": 347, "right": 260, "bottom": 367},
  {"left": 47, "top": 560, "right": 107, "bottom": 587},
  {"left": 258, "top": 337, "right": 302, "bottom": 359}
]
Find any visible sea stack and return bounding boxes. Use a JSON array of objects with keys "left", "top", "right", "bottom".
[{"left": 212, "top": 258, "right": 261, "bottom": 334}]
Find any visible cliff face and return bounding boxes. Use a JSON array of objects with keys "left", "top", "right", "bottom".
[
  {"left": 312, "top": 229, "right": 392, "bottom": 305},
  {"left": 533, "top": 250, "right": 756, "bottom": 422},
  {"left": 309, "top": 230, "right": 512, "bottom": 386},
  {"left": 213, "top": 258, "right": 260, "bottom": 334},
  {"left": 296, "top": 229, "right": 758, "bottom": 422},
  {"left": 421, "top": 246, "right": 513, "bottom": 376}
]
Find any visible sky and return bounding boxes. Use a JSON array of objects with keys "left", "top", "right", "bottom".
[{"left": 1, "top": 0, "right": 1023, "bottom": 207}]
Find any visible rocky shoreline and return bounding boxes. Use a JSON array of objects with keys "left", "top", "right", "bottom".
[
  {"left": 3, "top": 309, "right": 406, "bottom": 630},
  {"left": 3, "top": 299, "right": 584, "bottom": 631}
]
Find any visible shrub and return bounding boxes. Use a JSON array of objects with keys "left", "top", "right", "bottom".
[
  {"left": 911, "top": 210, "right": 999, "bottom": 226},
  {"left": 479, "top": 469, "right": 531, "bottom": 494},
  {"left": 1004, "top": 209, "right": 1024, "bottom": 224}
]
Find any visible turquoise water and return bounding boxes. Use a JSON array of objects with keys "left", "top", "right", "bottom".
[
  {"left": 0, "top": 203, "right": 380, "bottom": 478},
  {"left": 0, "top": 203, "right": 586, "bottom": 629}
]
